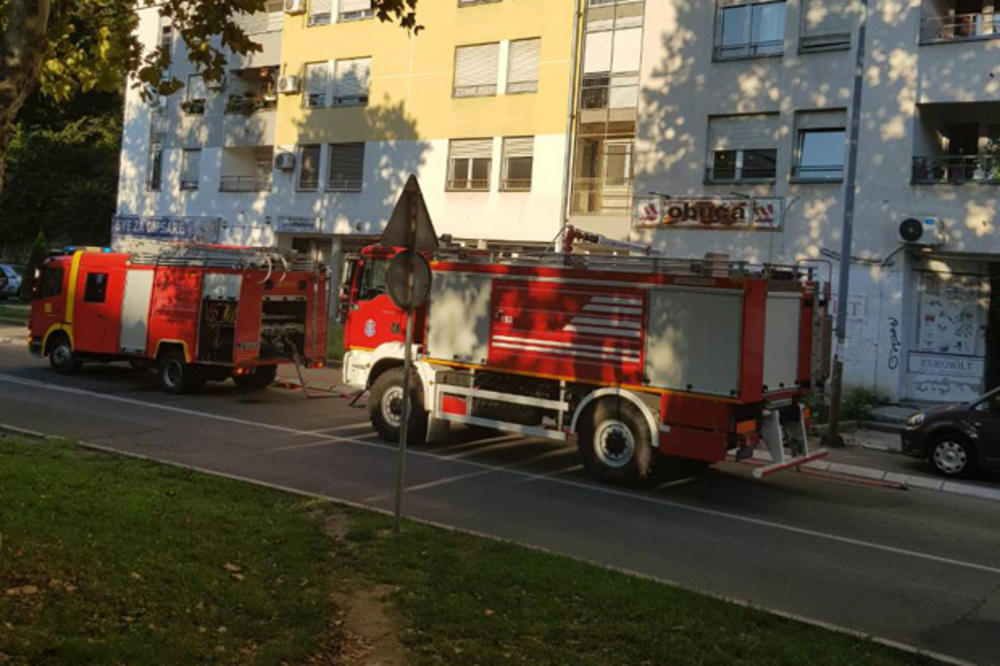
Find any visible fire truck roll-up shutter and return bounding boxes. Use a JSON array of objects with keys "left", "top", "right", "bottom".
[
  {"left": 762, "top": 292, "right": 802, "bottom": 394},
  {"left": 645, "top": 287, "right": 743, "bottom": 397},
  {"left": 119, "top": 269, "right": 155, "bottom": 354},
  {"left": 425, "top": 272, "right": 493, "bottom": 366}
]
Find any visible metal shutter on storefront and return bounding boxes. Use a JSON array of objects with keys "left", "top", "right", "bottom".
[
  {"left": 328, "top": 143, "right": 365, "bottom": 190},
  {"left": 334, "top": 57, "right": 370, "bottom": 99},
  {"left": 507, "top": 39, "right": 540, "bottom": 91},
  {"left": 450, "top": 138, "right": 494, "bottom": 159},
  {"left": 709, "top": 114, "right": 781, "bottom": 150},
  {"left": 455, "top": 43, "right": 499, "bottom": 93}
]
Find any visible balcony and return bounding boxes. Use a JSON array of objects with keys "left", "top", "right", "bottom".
[
  {"left": 570, "top": 177, "right": 634, "bottom": 215},
  {"left": 220, "top": 147, "right": 274, "bottom": 194},
  {"left": 219, "top": 175, "right": 273, "bottom": 192},
  {"left": 920, "top": 12, "right": 1000, "bottom": 43},
  {"left": 912, "top": 155, "right": 1000, "bottom": 183}
]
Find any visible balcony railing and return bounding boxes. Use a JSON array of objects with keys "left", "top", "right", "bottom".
[
  {"left": 570, "top": 177, "right": 634, "bottom": 215},
  {"left": 912, "top": 155, "right": 1000, "bottom": 184},
  {"left": 219, "top": 175, "right": 272, "bottom": 192},
  {"left": 920, "top": 12, "right": 1000, "bottom": 43},
  {"left": 234, "top": 10, "right": 283, "bottom": 35}
]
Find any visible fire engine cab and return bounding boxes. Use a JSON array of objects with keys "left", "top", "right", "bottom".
[
  {"left": 340, "top": 239, "right": 831, "bottom": 485},
  {"left": 29, "top": 245, "right": 328, "bottom": 393}
]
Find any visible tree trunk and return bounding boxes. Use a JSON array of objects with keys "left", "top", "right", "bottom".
[{"left": 0, "top": 0, "right": 53, "bottom": 196}]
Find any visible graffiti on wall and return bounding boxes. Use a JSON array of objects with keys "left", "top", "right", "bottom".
[
  {"left": 887, "top": 317, "right": 901, "bottom": 370},
  {"left": 916, "top": 273, "right": 986, "bottom": 356}
]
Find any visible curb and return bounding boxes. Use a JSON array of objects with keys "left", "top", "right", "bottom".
[{"left": 750, "top": 450, "right": 1000, "bottom": 503}]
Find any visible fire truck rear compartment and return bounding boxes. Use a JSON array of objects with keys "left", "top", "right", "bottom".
[{"left": 259, "top": 296, "right": 307, "bottom": 360}]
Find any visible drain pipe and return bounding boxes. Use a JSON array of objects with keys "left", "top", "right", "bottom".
[{"left": 559, "top": 0, "right": 583, "bottom": 229}]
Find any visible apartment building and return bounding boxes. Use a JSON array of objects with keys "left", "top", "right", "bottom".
[
  {"left": 116, "top": 0, "right": 1000, "bottom": 402},
  {"left": 116, "top": 0, "right": 576, "bottom": 282}
]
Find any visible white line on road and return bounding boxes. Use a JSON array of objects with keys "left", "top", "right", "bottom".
[{"left": 4, "top": 371, "right": 1000, "bottom": 577}]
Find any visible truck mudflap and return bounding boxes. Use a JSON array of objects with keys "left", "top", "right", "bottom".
[{"left": 752, "top": 404, "right": 829, "bottom": 479}]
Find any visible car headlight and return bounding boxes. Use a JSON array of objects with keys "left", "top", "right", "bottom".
[{"left": 905, "top": 413, "right": 925, "bottom": 427}]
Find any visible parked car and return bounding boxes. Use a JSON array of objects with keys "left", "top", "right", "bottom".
[
  {"left": 901, "top": 388, "right": 1000, "bottom": 477},
  {"left": 0, "top": 264, "right": 22, "bottom": 301}
]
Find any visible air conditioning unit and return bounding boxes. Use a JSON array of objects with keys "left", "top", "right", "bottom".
[
  {"left": 275, "top": 152, "right": 296, "bottom": 171},
  {"left": 205, "top": 76, "right": 225, "bottom": 91},
  {"left": 898, "top": 216, "right": 945, "bottom": 247},
  {"left": 284, "top": 0, "right": 305, "bottom": 14},
  {"left": 278, "top": 75, "right": 301, "bottom": 94}
]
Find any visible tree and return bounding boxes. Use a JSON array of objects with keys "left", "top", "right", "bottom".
[
  {"left": 0, "top": 0, "right": 419, "bottom": 195},
  {"left": 20, "top": 228, "right": 48, "bottom": 300}
]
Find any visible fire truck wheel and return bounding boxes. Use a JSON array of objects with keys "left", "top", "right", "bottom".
[
  {"left": 578, "top": 399, "right": 655, "bottom": 486},
  {"left": 233, "top": 365, "right": 277, "bottom": 391},
  {"left": 48, "top": 335, "right": 80, "bottom": 375},
  {"left": 158, "top": 349, "right": 203, "bottom": 394},
  {"left": 369, "top": 366, "right": 427, "bottom": 445}
]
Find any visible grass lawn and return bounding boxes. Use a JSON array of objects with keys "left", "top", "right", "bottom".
[
  {"left": 326, "top": 320, "right": 345, "bottom": 362},
  {"left": 0, "top": 304, "right": 27, "bottom": 324},
  {"left": 0, "top": 437, "right": 932, "bottom": 666}
]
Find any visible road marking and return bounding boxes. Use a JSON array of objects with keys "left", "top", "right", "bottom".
[{"left": 4, "top": 371, "right": 1000, "bottom": 578}]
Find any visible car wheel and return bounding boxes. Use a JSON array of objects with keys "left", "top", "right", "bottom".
[
  {"left": 48, "top": 335, "right": 80, "bottom": 375},
  {"left": 368, "top": 366, "right": 426, "bottom": 445},
  {"left": 929, "top": 434, "right": 976, "bottom": 478},
  {"left": 578, "top": 398, "right": 656, "bottom": 486},
  {"left": 158, "top": 349, "right": 203, "bottom": 395}
]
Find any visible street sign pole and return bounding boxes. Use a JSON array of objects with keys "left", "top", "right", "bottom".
[{"left": 393, "top": 189, "right": 418, "bottom": 533}]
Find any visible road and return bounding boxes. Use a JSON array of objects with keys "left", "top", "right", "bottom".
[{"left": 1, "top": 343, "right": 998, "bottom": 665}]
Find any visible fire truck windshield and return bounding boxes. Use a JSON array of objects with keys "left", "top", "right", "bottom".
[{"left": 357, "top": 259, "right": 390, "bottom": 301}]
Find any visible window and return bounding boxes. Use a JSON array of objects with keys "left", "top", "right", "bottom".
[
  {"left": 304, "top": 62, "right": 329, "bottom": 108},
  {"left": 298, "top": 144, "right": 322, "bottom": 191},
  {"left": 358, "top": 259, "right": 389, "bottom": 301},
  {"left": 328, "top": 143, "right": 364, "bottom": 191},
  {"left": 39, "top": 267, "right": 64, "bottom": 298},
  {"left": 147, "top": 141, "right": 163, "bottom": 191},
  {"left": 501, "top": 137, "right": 534, "bottom": 191},
  {"left": 582, "top": 20, "right": 641, "bottom": 110},
  {"left": 333, "top": 57, "right": 370, "bottom": 106},
  {"left": 183, "top": 74, "right": 207, "bottom": 114},
  {"left": 707, "top": 114, "right": 779, "bottom": 181},
  {"left": 507, "top": 38, "right": 540, "bottom": 94},
  {"left": 793, "top": 109, "right": 846, "bottom": 181},
  {"left": 309, "top": 0, "right": 333, "bottom": 25},
  {"left": 447, "top": 138, "right": 493, "bottom": 191},
  {"left": 716, "top": 1, "right": 786, "bottom": 60},
  {"left": 799, "top": 0, "right": 851, "bottom": 52},
  {"left": 339, "top": 0, "right": 373, "bottom": 22},
  {"left": 454, "top": 43, "right": 500, "bottom": 97},
  {"left": 180, "top": 149, "right": 201, "bottom": 190},
  {"left": 83, "top": 273, "right": 108, "bottom": 303}
]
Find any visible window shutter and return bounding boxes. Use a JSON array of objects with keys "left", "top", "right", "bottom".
[
  {"left": 503, "top": 136, "right": 534, "bottom": 158},
  {"left": 310, "top": 0, "right": 333, "bottom": 22},
  {"left": 796, "top": 109, "right": 847, "bottom": 130},
  {"left": 340, "top": 0, "right": 371, "bottom": 12},
  {"left": 584, "top": 31, "right": 612, "bottom": 73},
  {"left": 334, "top": 57, "right": 370, "bottom": 99},
  {"left": 507, "top": 39, "right": 540, "bottom": 90},
  {"left": 450, "top": 138, "right": 494, "bottom": 159},
  {"left": 709, "top": 114, "right": 781, "bottom": 150},
  {"left": 801, "top": 0, "right": 852, "bottom": 36},
  {"left": 188, "top": 75, "right": 207, "bottom": 100},
  {"left": 305, "top": 62, "right": 329, "bottom": 105},
  {"left": 328, "top": 143, "right": 365, "bottom": 190},
  {"left": 181, "top": 150, "right": 201, "bottom": 186},
  {"left": 611, "top": 27, "right": 642, "bottom": 73},
  {"left": 455, "top": 44, "right": 499, "bottom": 94}
]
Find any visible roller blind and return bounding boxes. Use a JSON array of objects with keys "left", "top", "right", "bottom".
[
  {"left": 334, "top": 57, "right": 370, "bottom": 99},
  {"left": 584, "top": 31, "right": 612, "bottom": 73},
  {"left": 796, "top": 109, "right": 847, "bottom": 130},
  {"left": 309, "top": 0, "right": 332, "bottom": 22},
  {"left": 187, "top": 74, "right": 207, "bottom": 100},
  {"left": 305, "top": 62, "right": 329, "bottom": 106},
  {"left": 611, "top": 27, "right": 642, "bottom": 73},
  {"left": 709, "top": 114, "right": 781, "bottom": 150},
  {"left": 800, "top": 0, "right": 852, "bottom": 36},
  {"left": 503, "top": 136, "right": 534, "bottom": 158},
  {"left": 181, "top": 149, "right": 200, "bottom": 182},
  {"left": 340, "top": 0, "right": 371, "bottom": 12},
  {"left": 455, "top": 43, "right": 499, "bottom": 91},
  {"left": 450, "top": 138, "right": 493, "bottom": 159},
  {"left": 508, "top": 39, "right": 540, "bottom": 90},
  {"left": 328, "top": 143, "right": 365, "bottom": 190}
]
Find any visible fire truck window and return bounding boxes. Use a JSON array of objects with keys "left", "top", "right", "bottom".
[
  {"left": 357, "top": 259, "right": 389, "bottom": 301},
  {"left": 39, "top": 267, "right": 64, "bottom": 298},
  {"left": 83, "top": 273, "right": 109, "bottom": 303}
]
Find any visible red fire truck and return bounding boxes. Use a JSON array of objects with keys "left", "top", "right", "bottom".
[
  {"left": 340, "top": 237, "right": 832, "bottom": 485},
  {"left": 29, "top": 245, "right": 328, "bottom": 393}
]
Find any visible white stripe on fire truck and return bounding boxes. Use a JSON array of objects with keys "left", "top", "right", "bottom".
[
  {"left": 581, "top": 304, "right": 644, "bottom": 316},
  {"left": 492, "top": 342, "right": 640, "bottom": 363},
  {"left": 561, "top": 325, "right": 642, "bottom": 339},
  {"left": 492, "top": 335, "right": 640, "bottom": 355},
  {"left": 590, "top": 296, "right": 643, "bottom": 306},
  {"left": 567, "top": 316, "right": 642, "bottom": 329}
]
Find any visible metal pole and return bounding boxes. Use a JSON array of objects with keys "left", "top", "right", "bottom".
[
  {"left": 828, "top": 0, "right": 869, "bottom": 448},
  {"left": 394, "top": 189, "right": 418, "bottom": 533}
]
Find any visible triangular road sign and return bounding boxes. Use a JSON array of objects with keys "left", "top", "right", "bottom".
[{"left": 381, "top": 175, "right": 439, "bottom": 251}]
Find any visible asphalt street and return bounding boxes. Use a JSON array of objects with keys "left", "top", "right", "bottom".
[{"left": 1, "top": 342, "right": 998, "bottom": 665}]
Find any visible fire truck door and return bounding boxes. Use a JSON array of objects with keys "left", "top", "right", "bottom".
[
  {"left": 346, "top": 258, "right": 406, "bottom": 349},
  {"left": 74, "top": 268, "right": 123, "bottom": 354}
]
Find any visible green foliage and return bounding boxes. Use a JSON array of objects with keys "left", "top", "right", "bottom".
[
  {"left": 19, "top": 229, "right": 49, "bottom": 299},
  {"left": 841, "top": 387, "right": 887, "bottom": 421}
]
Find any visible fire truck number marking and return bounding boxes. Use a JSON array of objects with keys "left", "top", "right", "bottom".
[
  {"left": 364, "top": 319, "right": 376, "bottom": 338},
  {"left": 493, "top": 308, "right": 514, "bottom": 325}
]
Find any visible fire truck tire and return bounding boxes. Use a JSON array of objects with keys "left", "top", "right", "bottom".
[
  {"left": 369, "top": 366, "right": 427, "bottom": 445},
  {"left": 233, "top": 365, "right": 277, "bottom": 391},
  {"left": 48, "top": 335, "right": 80, "bottom": 375},
  {"left": 158, "top": 349, "right": 203, "bottom": 394},
  {"left": 578, "top": 399, "right": 656, "bottom": 486}
]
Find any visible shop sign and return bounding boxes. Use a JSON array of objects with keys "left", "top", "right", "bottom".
[
  {"left": 907, "top": 353, "right": 984, "bottom": 378},
  {"left": 633, "top": 197, "right": 782, "bottom": 230},
  {"left": 111, "top": 215, "right": 221, "bottom": 244},
  {"left": 276, "top": 216, "right": 323, "bottom": 233}
]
